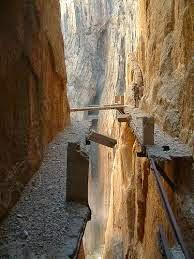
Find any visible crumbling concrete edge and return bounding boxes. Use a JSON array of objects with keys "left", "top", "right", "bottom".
[{"left": 73, "top": 205, "right": 91, "bottom": 259}]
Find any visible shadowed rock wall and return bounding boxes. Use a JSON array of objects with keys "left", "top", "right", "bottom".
[{"left": 0, "top": 0, "right": 70, "bottom": 219}]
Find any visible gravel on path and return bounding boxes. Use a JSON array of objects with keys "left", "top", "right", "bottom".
[{"left": 0, "top": 121, "right": 91, "bottom": 258}]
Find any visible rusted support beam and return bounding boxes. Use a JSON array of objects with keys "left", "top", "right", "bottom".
[
  {"left": 116, "top": 107, "right": 125, "bottom": 114},
  {"left": 117, "top": 114, "right": 131, "bottom": 123},
  {"left": 156, "top": 163, "right": 176, "bottom": 191},
  {"left": 88, "top": 130, "right": 117, "bottom": 148},
  {"left": 158, "top": 225, "right": 171, "bottom": 259},
  {"left": 71, "top": 104, "right": 127, "bottom": 112},
  {"left": 150, "top": 158, "right": 190, "bottom": 259},
  {"left": 86, "top": 139, "right": 91, "bottom": 145}
]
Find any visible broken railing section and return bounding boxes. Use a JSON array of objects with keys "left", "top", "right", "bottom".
[
  {"left": 137, "top": 116, "right": 155, "bottom": 157},
  {"left": 66, "top": 142, "right": 90, "bottom": 205},
  {"left": 86, "top": 130, "right": 117, "bottom": 148},
  {"left": 65, "top": 142, "right": 91, "bottom": 258}
]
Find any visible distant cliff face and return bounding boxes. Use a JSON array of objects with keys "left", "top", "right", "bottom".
[
  {"left": 60, "top": 0, "right": 113, "bottom": 119},
  {"left": 0, "top": 0, "right": 70, "bottom": 219}
]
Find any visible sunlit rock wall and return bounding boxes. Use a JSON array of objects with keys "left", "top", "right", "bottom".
[
  {"left": 60, "top": 0, "right": 112, "bottom": 120},
  {"left": 84, "top": 0, "right": 193, "bottom": 258},
  {"left": 134, "top": 0, "right": 193, "bottom": 144},
  {"left": 84, "top": 0, "right": 138, "bottom": 256},
  {"left": 0, "top": 0, "right": 70, "bottom": 219},
  {"left": 100, "top": 123, "right": 193, "bottom": 258}
]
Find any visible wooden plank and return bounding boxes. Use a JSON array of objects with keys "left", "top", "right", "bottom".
[
  {"left": 88, "top": 130, "right": 117, "bottom": 148},
  {"left": 70, "top": 104, "right": 127, "bottom": 112},
  {"left": 117, "top": 114, "right": 131, "bottom": 123}
]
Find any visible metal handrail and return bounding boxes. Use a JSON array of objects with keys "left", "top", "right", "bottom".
[{"left": 150, "top": 158, "right": 190, "bottom": 259}]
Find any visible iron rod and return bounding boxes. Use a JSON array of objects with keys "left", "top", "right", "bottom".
[{"left": 150, "top": 158, "right": 190, "bottom": 259}]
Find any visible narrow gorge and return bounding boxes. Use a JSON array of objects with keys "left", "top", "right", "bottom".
[
  {"left": 0, "top": 0, "right": 193, "bottom": 258},
  {"left": 61, "top": 0, "right": 193, "bottom": 258}
]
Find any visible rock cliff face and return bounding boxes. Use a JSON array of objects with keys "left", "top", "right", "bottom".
[
  {"left": 61, "top": 0, "right": 192, "bottom": 141},
  {"left": 136, "top": 0, "right": 193, "bottom": 145},
  {"left": 74, "top": 0, "right": 193, "bottom": 258},
  {"left": 0, "top": 0, "right": 70, "bottom": 219},
  {"left": 60, "top": 0, "right": 112, "bottom": 119},
  {"left": 60, "top": 0, "right": 193, "bottom": 257}
]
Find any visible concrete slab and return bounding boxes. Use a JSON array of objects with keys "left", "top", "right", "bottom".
[
  {"left": 66, "top": 143, "right": 89, "bottom": 204},
  {"left": 124, "top": 106, "right": 192, "bottom": 160}
]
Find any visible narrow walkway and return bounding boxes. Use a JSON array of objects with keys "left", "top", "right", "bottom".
[{"left": 0, "top": 121, "right": 91, "bottom": 258}]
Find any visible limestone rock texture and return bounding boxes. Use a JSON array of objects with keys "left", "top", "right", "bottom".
[
  {"left": 60, "top": 0, "right": 112, "bottom": 120},
  {"left": 135, "top": 0, "right": 193, "bottom": 145},
  {"left": 82, "top": 0, "right": 193, "bottom": 258},
  {"left": 0, "top": 0, "right": 70, "bottom": 219}
]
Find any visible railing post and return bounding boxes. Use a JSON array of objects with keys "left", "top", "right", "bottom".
[
  {"left": 66, "top": 143, "right": 89, "bottom": 205},
  {"left": 142, "top": 116, "right": 154, "bottom": 145}
]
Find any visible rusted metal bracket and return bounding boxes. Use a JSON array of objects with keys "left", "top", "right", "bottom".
[
  {"left": 137, "top": 146, "right": 147, "bottom": 157},
  {"left": 86, "top": 138, "right": 91, "bottom": 145},
  {"left": 155, "top": 163, "right": 176, "bottom": 192},
  {"left": 158, "top": 225, "right": 172, "bottom": 259},
  {"left": 162, "top": 145, "right": 170, "bottom": 152}
]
